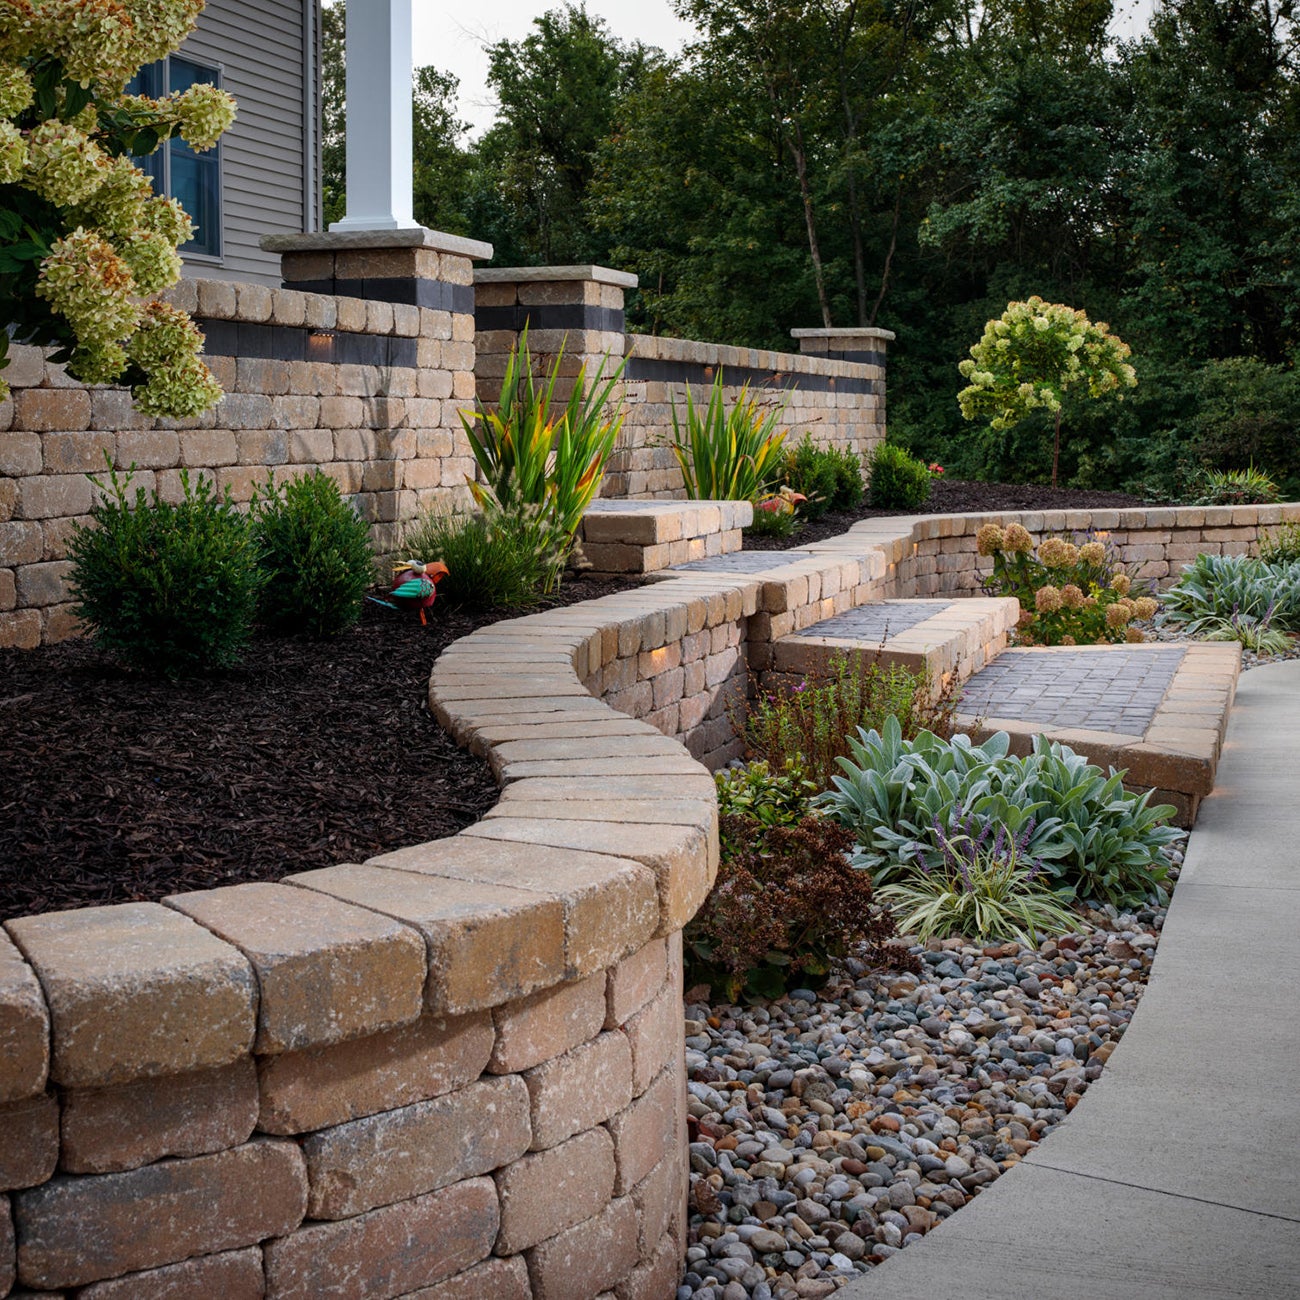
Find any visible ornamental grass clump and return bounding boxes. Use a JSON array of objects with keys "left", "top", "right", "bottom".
[
  {"left": 818, "top": 716, "right": 1184, "bottom": 907},
  {"left": 0, "top": 0, "right": 235, "bottom": 414},
  {"left": 977, "top": 523, "right": 1155, "bottom": 645},
  {"left": 68, "top": 463, "right": 262, "bottom": 675},
  {"left": 684, "top": 812, "right": 916, "bottom": 1004},
  {"left": 250, "top": 471, "right": 375, "bottom": 638},
  {"left": 876, "top": 815, "right": 1080, "bottom": 946},
  {"left": 1193, "top": 465, "right": 1281, "bottom": 506}
]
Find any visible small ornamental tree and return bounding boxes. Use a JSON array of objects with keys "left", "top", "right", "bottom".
[
  {"left": 958, "top": 296, "right": 1137, "bottom": 489},
  {"left": 0, "top": 0, "right": 236, "bottom": 416}
]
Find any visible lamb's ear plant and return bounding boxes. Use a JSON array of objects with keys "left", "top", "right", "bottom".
[
  {"left": 1159, "top": 552, "right": 1300, "bottom": 639},
  {"left": 668, "top": 369, "right": 789, "bottom": 501}
]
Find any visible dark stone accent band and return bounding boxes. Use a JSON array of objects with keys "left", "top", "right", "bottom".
[
  {"left": 282, "top": 278, "right": 476, "bottom": 316},
  {"left": 475, "top": 304, "right": 625, "bottom": 335},
  {"left": 797, "top": 348, "right": 886, "bottom": 367},
  {"left": 197, "top": 319, "right": 419, "bottom": 369},
  {"left": 624, "top": 355, "right": 881, "bottom": 396}
]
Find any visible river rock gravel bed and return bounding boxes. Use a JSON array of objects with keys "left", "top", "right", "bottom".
[{"left": 677, "top": 863, "right": 1179, "bottom": 1300}]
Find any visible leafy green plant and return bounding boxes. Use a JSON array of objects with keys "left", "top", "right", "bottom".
[
  {"left": 1158, "top": 553, "right": 1300, "bottom": 647},
  {"left": 684, "top": 813, "right": 915, "bottom": 1004},
  {"left": 741, "top": 650, "right": 957, "bottom": 789},
  {"left": 1193, "top": 465, "right": 1281, "bottom": 506},
  {"left": 1259, "top": 522, "right": 1300, "bottom": 566},
  {"left": 957, "top": 297, "right": 1137, "bottom": 489},
  {"left": 867, "top": 442, "right": 933, "bottom": 509},
  {"left": 250, "top": 471, "right": 374, "bottom": 638},
  {"left": 399, "top": 507, "right": 555, "bottom": 611},
  {"left": 828, "top": 445, "right": 865, "bottom": 511},
  {"left": 977, "top": 524, "right": 1155, "bottom": 645},
  {"left": 877, "top": 817, "right": 1079, "bottom": 945},
  {"left": 715, "top": 761, "right": 818, "bottom": 851},
  {"left": 67, "top": 463, "right": 263, "bottom": 676},
  {"left": 668, "top": 369, "right": 789, "bottom": 500},
  {"left": 780, "top": 436, "right": 839, "bottom": 520},
  {"left": 746, "top": 486, "right": 805, "bottom": 538},
  {"left": 818, "top": 716, "right": 1184, "bottom": 907},
  {"left": 459, "top": 325, "right": 625, "bottom": 589}
]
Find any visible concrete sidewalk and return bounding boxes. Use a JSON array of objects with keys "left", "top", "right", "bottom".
[{"left": 840, "top": 659, "right": 1300, "bottom": 1300}]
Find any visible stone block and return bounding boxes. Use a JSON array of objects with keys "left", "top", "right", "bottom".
[
  {"left": 0, "top": 929, "right": 48, "bottom": 1104},
  {"left": 60, "top": 1059, "right": 258, "bottom": 1175},
  {"left": 631, "top": 1153, "right": 684, "bottom": 1257},
  {"left": 15, "top": 560, "right": 72, "bottom": 608},
  {"left": 495, "top": 1127, "right": 616, "bottom": 1254},
  {"left": 37, "top": 431, "right": 114, "bottom": 475},
  {"left": 525, "top": 1031, "right": 633, "bottom": 1151},
  {"left": 116, "top": 431, "right": 180, "bottom": 469},
  {"left": 256, "top": 1010, "right": 493, "bottom": 1135},
  {"left": 16, "top": 473, "right": 94, "bottom": 521},
  {"left": 4, "top": 903, "right": 256, "bottom": 1088},
  {"left": 262, "top": 1177, "right": 498, "bottom": 1300},
  {"left": 302, "top": 1075, "right": 530, "bottom": 1219},
  {"left": 73, "top": 1246, "right": 264, "bottom": 1299},
  {"left": 617, "top": 1233, "right": 681, "bottom": 1300},
  {"left": 283, "top": 863, "right": 566, "bottom": 1015},
  {"left": 12, "top": 390, "right": 91, "bottom": 434},
  {"left": 0, "top": 1195, "right": 11, "bottom": 1296},
  {"left": 0, "top": 1093, "right": 58, "bottom": 1190},
  {"left": 0, "top": 609, "right": 41, "bottom": 648},
  {"left": 396, "top": 1254, "right": 531, "bottom": 1300},
  {"left": 13, "top": 1138, "right": 307, "bottom": 1290},
  {"left": 607, "top": 1066, "right": 681, "bottom": 1195},
  {"left": 488, "top": 972, "right": 606, "bottom": 1076},
  {"left": 606, "top": 938, "right": 669, "bottom": 1029},
  {"left": 166, "top": 882, "right": 425, "bottom": 1055},
  {"left": 525, "top": 1193, "right": 638, "bottom": 1300},
  {"left": 622, "top": 979, "right": 683, "bottom": 1097}
]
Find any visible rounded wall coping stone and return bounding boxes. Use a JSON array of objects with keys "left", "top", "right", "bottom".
[
  {"left": 790, "top": 326, "right": 897, "bottom": 342},
  {"left": 475, "top": 265, "right": 639, "bottom": 288},
  {"left": 625, "top": 332, "right": 879, "bottom": 379},
  {"left": 261, "top": 228, "right": 493, "bottom": 261}
]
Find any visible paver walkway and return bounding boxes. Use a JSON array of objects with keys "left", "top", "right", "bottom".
[
  {"left": 672, "top": 550, "right": 820, "bottom": 573},
  {"left": 957, "top": 645, "right": 1187, "bottom": 735},
  {"left": 788, "top": 601, "right": 943, "bottom": 641},
  {"left": 840, "top": 659, "right": 1300, "bottom": 1300}
]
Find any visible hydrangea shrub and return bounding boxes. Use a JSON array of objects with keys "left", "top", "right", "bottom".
[{"left": 0, "top": 0, "right": 235, "bottom": 415}]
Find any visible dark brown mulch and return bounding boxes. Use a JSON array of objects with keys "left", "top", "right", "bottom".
[
  {"left": 743, "top": 478, "right": 1156, "bottom": 550},
  {"left": 0, "top": 576, "right": 639, "bottom": 921}
]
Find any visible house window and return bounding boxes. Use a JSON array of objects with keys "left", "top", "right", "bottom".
[{"left": 129, "top": 57, "right": 223, "bottom": 260}]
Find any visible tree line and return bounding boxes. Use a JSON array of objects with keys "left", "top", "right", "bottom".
[{"left": 323, "top": 0, "right": 1300, "bottom": 497}]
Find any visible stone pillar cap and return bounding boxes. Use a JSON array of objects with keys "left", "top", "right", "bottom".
[
  {"left": 475, "top": 265, "right": 639, "bottom": 288},
  {"left": 260, "top": 228, "right": 493, "bottom": 261},
  {"left": 790, "top": 326, "right": 896, "bottom": 342}
]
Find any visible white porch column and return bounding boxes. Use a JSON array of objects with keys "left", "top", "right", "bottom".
[{"left": 330, "top": 0, "right": 419, "bottom": 232}]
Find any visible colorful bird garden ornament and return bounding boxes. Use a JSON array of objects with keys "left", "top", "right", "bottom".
[{"left": 369, "top": 559, "right": 449, "bottom": 625}]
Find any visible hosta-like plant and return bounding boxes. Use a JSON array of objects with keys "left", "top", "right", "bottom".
[{"left": 817, "top": 716, "right": 1184, "bottom": 907}]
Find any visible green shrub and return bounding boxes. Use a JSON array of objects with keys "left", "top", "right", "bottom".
[
  {"left": 867, "top": 442, "right": 933, "bottom": 509},
  {"left": 1259, "top": 522, "right": 1300, "bottom": 566},
  {"left": 668, "top": 369, "right": 788, "bottom": 500},
  {"left": 68, "top": 465, "right": 263, "bottom": 676},
  {"left": 781, "top": 436, "right": 840, "bottom": 520},
  {"left": 1158, "top": 552, "right": 1300, "bottom": 648},
  {"left": 876, "top": 817, "right": 1080, "bottom": 945},
  {"left": 400, "top": 507, "right": 555, "bottom": 611},
  {"left": 741, "top": 651, "right": 956, "bottom": 790},
  {"left": 250, "top": 471, "right": 374, "bottom": 638},
  {"left": 828, "top": 445, "right": 865, "bottom": 511},
  {"left": 818, "top": 716, "right": 1184, "bottom": 907},
  {"left": 1193, "top": 465, "right": 1281, "bottom": 506},
  {"left": 684, "top": 813, "right": 915, "bottom": 1003}
]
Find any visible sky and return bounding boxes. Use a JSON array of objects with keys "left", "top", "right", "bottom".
[{"left": 413, "top": 0, "right": 1159, "bottom": 140}]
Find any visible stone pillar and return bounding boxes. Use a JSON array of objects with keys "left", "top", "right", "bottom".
[
  {"left": 331, "top": 0, "right": 419, "bottom": 232},
  {"left": 790, "top": 326, "right": 895, "bottom": 463}
]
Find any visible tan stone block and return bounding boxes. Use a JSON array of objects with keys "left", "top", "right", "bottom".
[
  {"left": 12, "top": 390, "right": 90, "bottom": 434},
  {"left": 369, "top": 836, "right": 659, "bottom": 981},
  {"left": 607, "top": 1066, "right": 680, "bottom": 1195},
  {"left": 263, "top": 1177, "right": 498, "bottom": 1300},
  {"left": 303, "top": 1075, "right": 529, "bottom": 1219},
  {"left": 283, "top": 863, "right": 565, "bottom": 1015},
  {"left": 177, "top": 429, "right": 238, "bottom": 468},
  {"left": 216, "top": 393, "right": 273, "bottom": 432},
  {"left": 397, "top": 1253, "right": 531, "bottom": 1300},
  {"left": 0, "top": 477, "right": 16, "bottom": 522},
  {"left": 618, "top": 1232, "right": 681, "bottom": 1300},
  {"left": 495, "top": 1126, "right": 615, "bottom": 1253},
  {"left": 622, "top": 979, "right": 682, "bottom": 1097},
  {"left": 196, "top": 279, "right": 237, "bottom": 318},
  {"left": 0, "top": 1195, "right": 11, "bottom": 1294},
  {"left": 0, "top": 608, "right": 41, "bottom": 648},
  {"left": 4, "top": 903, "right": 256, "bottom": 1088},
  {"left": 632, "top": 1152, "right": 684, "bottom": 1257},
  {"left": 73, "top": 1245, "right": 264, "bottom": 1299},
  {"left": 0, "top": 520, "right": 42, "bottom": 568},
  {"left": 13, "top": 1138, "right": 307, "bottom": 1290},
  {"left": 0, "top": 1093, "right": 57, "bottom": 1190},
  {"left": 234, "top": 357, "right": 291, "bottom": 396},
  {"left": 35, "top": 431, "right": 112, "bottom": 475},
  {"left": 3, "top": 343, "right": 45, "bottom": 388},
  {"left": 489, "top": 973, "right": 606, "bottom": 1075},
  {"left": 60, "top": 1059, "right": 257, "bottom": 1175},
  {"left": 15, "top": 560, "right": 73, "bottom": 608},
  {"left": 166, "top": 882, "right": 425, "bottom": 1055},
  {"left": 605, "top": 938, "right": 670, "bottom": 1030},
  {"left": 526, "top": 1193, "right": 638, "bottom": 1299},
  {"left": 0, "top": 569, "right": 13, "bottom": 611},
  {"left": 116, "top": 430, "right": 180, "bottom": 469},
  {"left": 526, "top": 1030, "right": 633, "bottom": 1151}
]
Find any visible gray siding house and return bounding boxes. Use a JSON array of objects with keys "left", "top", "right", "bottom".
[{"left": 164, "top": 0, "right": 321, "bottom": 284}]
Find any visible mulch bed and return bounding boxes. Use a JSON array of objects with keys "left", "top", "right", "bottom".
[
  {"left": 743, "top": 478, "right": 1154, "bottom": 550},
  {"left": 0, "top": 577, "right": 638, "bottom": 920},
  {"left": 2, "top": 481, "right": 1154, "bottom": 921}
]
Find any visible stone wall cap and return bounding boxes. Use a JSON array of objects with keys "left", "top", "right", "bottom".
[
  {"left": 260, "top": 228, "right": 494, "bottom": 261},
  {"left": 475, "top": 265, "right": 640, "bottom": 288},
  {"left": 790, "top": 326, "right": 897, "bottom": 342}
]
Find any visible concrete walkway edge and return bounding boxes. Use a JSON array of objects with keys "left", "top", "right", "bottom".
[{"left": 838, "top": 660, "right": 1300, "bottom": 1300}]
